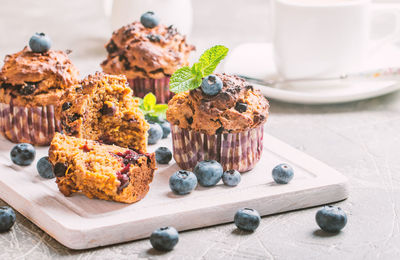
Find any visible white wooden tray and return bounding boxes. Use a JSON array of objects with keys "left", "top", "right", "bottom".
[{"left": 0, "top": 133, "right": 348, "bottom": 250}]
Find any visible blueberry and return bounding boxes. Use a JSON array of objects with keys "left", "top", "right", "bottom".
[
  {"left": 272, "top": 163, "right": 294, "bottom": 184},
  {"left": 0, "top": 206, "right": 16, "bottom": 232},
  {"left": 146, "top": 34, "right": 162, "bottom": 42},
  {"left": 235, "top": 102, "right": 248, "bottom": 113},
  {"left": 222, "top": 169, "right": 241, "bottom": 186},
  {"left": 148, "top": 123, "right": 163, "bottom": 145},
  {"left": 100, "top": 102, "right": 116, "bottom": 116},
  {"left": 169, "top": 170, "right": 197, "bottom": 195},
  {"left": 36, "top": 156, "right": 55, "bottom": 179},
  {"left": 316, "top": 206, "right": 347, "bottom": 233},
  {"left": 140, "top": 11, "right": 160, "bottom": 29},
  {"left": 54, "top": 162, "right": 68, "bottom": 177},
  {"left": 10, "top": 143, "right": 36, "bottom": 166},
  {"left": 159, "top": 121, "right": 171, "bottom": 138},
  {"left": 201, "top": 75, "right": 223, "bottom": 96},
  {"left": 155, "top": 147, "right": 172, "bottom": 164},
  {"left": 62, "top": 102, "right": 72, "bottom": 111},
  {"left": 29, "top": 33, "right": 52, "bottom": 53},
  {"left": 150, "top": 226, "right": 179, "bottom": 251},
  {"left": 18, "top": 84, "right": 36, "bottom": 95},
  {"left": 234, "top": 208, "right": 261, "bottom": 232},
  {"left": 194, "top": 160, "right": 223, "bottom": 187}
]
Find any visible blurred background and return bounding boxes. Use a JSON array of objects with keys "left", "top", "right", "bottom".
[
  {"left": 0, "top": 0, "right": 398, "bottom": 76},
  {"left": 0, "top": 0, "right": 271, "bottom": 76}
]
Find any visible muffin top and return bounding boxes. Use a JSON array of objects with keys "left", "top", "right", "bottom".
[
  {"left": 0, "top": 47, "right": 79, "bottom": 106},
  {"left": 166, "top": 74, "right": 270, "bottom": 135},
  {"left": 101, "top": 21, "right": 195, "bottom": 79}
]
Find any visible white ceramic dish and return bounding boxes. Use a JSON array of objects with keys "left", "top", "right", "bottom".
[
  {"left": 224, "top": 42, "right": 400, "bottom": 104},
  {"left": 0, "top": 134, "right": 348, "bottom": 249}
]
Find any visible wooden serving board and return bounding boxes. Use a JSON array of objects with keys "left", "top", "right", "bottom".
[{"left": 0, "top": 133, "right": 348, "bottom": 250}]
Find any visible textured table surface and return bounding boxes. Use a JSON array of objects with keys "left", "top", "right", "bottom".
[{"left": 1, "top": 0, "right": 400, "bottom": 259}]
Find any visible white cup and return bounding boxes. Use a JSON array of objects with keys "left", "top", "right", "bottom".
[{"left": 271, "top": 0, "right": 400, "bottom": 79}]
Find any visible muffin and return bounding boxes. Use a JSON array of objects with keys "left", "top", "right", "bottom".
[
  {"left": 0, "top": 37, "right": 79, "bottom": 146},
  {"left": 58, "top": 72, "right": 149, "bottom": 152},
  {"left": 167, "top": 74, "right": 269, "bottom": 172},
  {"left": 49, "top": 133, "right": 156, "bottom": 203},
  {"left": 101, "top": 12, "right": 195, "bottom": 104}
]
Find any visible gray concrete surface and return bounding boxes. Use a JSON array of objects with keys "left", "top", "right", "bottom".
[{"left": 1, "top": 0, "right": 400, "bottom": 259}]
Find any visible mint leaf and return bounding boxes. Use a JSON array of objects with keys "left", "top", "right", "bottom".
[
  {"left": 154, "top": 104, "right": 168, "bottom": 113},
  {"left": 170, "top": 66, "right": 201, "bottom": 93},
  {"left": 198, "top": 45, "right": 229, "bottom": 76},
  {"left": 153, "top": 104, "right": 168, "bottom": 119},
  {"left": 169, "top": 45, "right": 229, "bottom": 93},
  {"left": 143, "top": 93, "right": 156, "bottom": 111}
]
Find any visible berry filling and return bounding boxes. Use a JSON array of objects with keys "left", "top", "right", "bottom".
[
  {"left": 80, "top": 142, "right": 92, "bottom": 153},
  {"left": 113, "top": 150, "right": 141, "bottom": 192}
]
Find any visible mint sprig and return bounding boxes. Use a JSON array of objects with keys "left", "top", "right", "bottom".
[
  {"left": 135, "top": 93, "right": 168, "bottom": 119},
  {"left": 169, "top": 45, "right": 229, "bottom": 93}
]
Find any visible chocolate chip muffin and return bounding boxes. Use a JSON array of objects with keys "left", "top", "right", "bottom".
[
  {"left": 167, "top": 74, "right": 270, "bottom": 172},
  {"left": 101, "top": 12, "right": 195, "bottom": 103},
  {"left": 49, "top": 133, "right": 156, "bottom": 204},
  {"left": 58, "top": 72, "right": 149, "bottom": 152},
  {"left": 0, "top": 46, "right": 79, "bottom": 145}
]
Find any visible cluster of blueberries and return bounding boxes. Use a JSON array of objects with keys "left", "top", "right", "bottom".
[
  {"left": 147, "top": 160, "right": 347, "bottom": 251},
  {"left": 4, "top": 131, "right": 347, "bottom": 252},
  {"left": 146, "top": 116, "right": 171, "bottom": 145}
]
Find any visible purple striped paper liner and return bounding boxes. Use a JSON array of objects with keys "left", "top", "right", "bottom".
[
  {"left": 170, "top": 124, "right": 264, "bottom": 172},
  {"left": 0, "top": 102, "right": 61, "bottom": 146},
  {"left": 127, "top": 77, "right": 173, "bottom": 104}
]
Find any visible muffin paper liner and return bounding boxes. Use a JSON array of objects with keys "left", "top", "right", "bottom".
[
  {"left": 127, "top": 77, "right": 173, "bottom": 104},
  {"left": 0, "top": 102, "right": 61, "bottom": 146},
  {"left": 171, "top": 124, "right": 264, "bottom": 172}
]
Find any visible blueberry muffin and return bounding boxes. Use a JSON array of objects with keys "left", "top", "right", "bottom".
[
  {"left": 167, "top": 74, "right": 270, "bottom": 172},
  {"left": 0, "top": 35, "right": 79, "bottom": 145},
  {"left": 49, "top": 133, "right": 156, "bottom": 203},
  {"left": 101, "top": 12, "right": 195, "bottom": 103},
  {"left": 58, "top": 72, "right": 148, "bottom": 152}
]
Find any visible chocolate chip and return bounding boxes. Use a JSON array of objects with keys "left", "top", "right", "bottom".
[
  {"left": 146, "top": 34, "right": 161, "bottom": 42},
  {"left": 100, "top": 103, "right": 116, "bottom": 116},
  {"left": 68, "top": 113, "right": 81, "bottom": 122},
  {"left": 166, "top": 25, "right": 177, "bottom": 38},
  {"left": 106, "top": 40, "right": 118, "bottom": 53},
  {"left": 118, "top": 55, "right": 130, "bottom": 70},
  {"left": 61, "top": 121, "right": 77, "bottom": 135},
  {"left": 75, "top": 87, "right": 83, "bottom": 93},
  {"left": 216, "top": 127, "right": 224, "bottom": 134},
  {"left": 18, "top": 84, "right": 36, "bottom": 95},
  {"left": 54, "top": 162, "right": 68, "bottom": 177},
  {"left": 235, "top": 102, "right": 248, "bottom": 113},
  {"left": 187, "top": 117, "right": 193, "bottom": 125},
  {"left": 62, "top": 102, "right": 72, "bottom": 111},
  {"left": 245, "top": 85, "right": 254, "bottom": 91}
]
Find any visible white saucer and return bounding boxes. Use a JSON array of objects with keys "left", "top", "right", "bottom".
[{"left": 224, "top": 42, "right": 400, "bottom": 104}]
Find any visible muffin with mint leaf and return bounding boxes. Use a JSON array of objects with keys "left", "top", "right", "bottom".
[
  {"left": 0, "top": 33, "right": 79, "bottom": 145},
  {"left": 166, "top": 45, "right": 270, "bottom": 172},
  {"left": 101, "top": 11, "right": 195, "bottom": 104}
]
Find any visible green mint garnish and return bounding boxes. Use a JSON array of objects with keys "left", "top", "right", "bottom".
[
  {"left": 169, "top": 45, "right": 229, "bottom": 93},
  {"left": 135, "top": 93, "right": 168, "bottom": 119}
]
